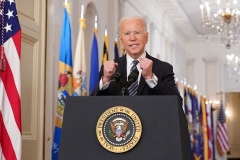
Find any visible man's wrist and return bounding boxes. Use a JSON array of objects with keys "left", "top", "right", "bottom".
[
  {"left": 145, "top": 73, "right": 153, "bottom": 80},
  {"left": 99, "top": 77, "right": 110, "bottom": 90},
  {"left": 145, "top": 74, "right": 158, "bottom": 88},
  {"left": 102, "top": 76, "right": 110, "bottom": 84}
]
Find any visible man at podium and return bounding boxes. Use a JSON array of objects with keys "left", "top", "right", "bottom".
[{"left": 91, "top": 15, "right": 182, "bottom": 106}]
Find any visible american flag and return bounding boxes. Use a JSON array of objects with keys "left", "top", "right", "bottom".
[
  {"left": 216, "top": 101, "right": 229, "bottom": 156},
  {"left": 0, "top": 0, "right": 22, "bottom": 160}
]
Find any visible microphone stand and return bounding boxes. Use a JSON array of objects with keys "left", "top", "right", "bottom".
[
  {"left": 111, "top": 81, "right": 120, "bottom": 90},
  {"left": 122, "top": 86, "right": 126, "bottom": 96},
  {"left": 111, "top": 80, "right": 125, "bottom": 95}
]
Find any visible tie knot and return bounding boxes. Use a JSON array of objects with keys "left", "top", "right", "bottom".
[
  {"left": 132, "top": 60, "right": 139, "bottom": 66},
  {"left": 131, "top": 60, "right": 139, "bottom": 72}
]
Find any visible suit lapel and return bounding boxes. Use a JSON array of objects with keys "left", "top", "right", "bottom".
[
  {"left": 136, "top": 76, "right": 146, "bottom": 95},
  {"left": 115, "top": 55, "right": 127, "bottom": 89}
]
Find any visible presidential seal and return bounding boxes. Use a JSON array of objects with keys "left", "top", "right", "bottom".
[{"left": 96, "top": 106, "right": 142, "bottom": 153}]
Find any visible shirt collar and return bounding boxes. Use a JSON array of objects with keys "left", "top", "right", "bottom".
[{"left": 126, "top": 51, "right": 146, "bottom": 66}]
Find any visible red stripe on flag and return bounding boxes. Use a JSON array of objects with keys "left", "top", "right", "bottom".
[
  {"left": 207, "top": 127, "right": 213, "bottom": 159},
  {"left": 217, "top": 134, "right": 227, "bottom": 152},
  {"left": 222, "top": 125, "right": 228, "bottom": 142},
  {"left": 12, "top": 31, "right": 21, "bottom": 58},
  {"left": 217, "top": 125, "right": 228, "bottom": 155},
  {"left": 1, "top": 54, "right": 21, "bottom": 132},
  {"left": 0, "top": 112, "right": 17, "bottom": 160},
  {"left": 217, "top": 140, "right": 224, "bottom": 155},
  {"left": 218, "top": 124, "right": 228, "bottom": 147},
  {"left": 216, "top": 102, "right": 229, "bottom": 156},
  {"left": 218, "top": 128, "right": 227, "bottom": 146}
]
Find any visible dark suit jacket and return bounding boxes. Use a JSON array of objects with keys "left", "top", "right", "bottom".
[{"left": 91, "top": 53, "right": 182, "bottom": 106}]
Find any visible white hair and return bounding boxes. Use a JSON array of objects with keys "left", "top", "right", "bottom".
[{"left": 118, "top": 15, "right": 147, "bottom": 33}]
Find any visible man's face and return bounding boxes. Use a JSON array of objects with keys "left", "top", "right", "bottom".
[{"left": 119, "top": 19, "right": 148, "bottom": 58}]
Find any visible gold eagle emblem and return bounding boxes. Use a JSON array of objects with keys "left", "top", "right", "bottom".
[{"left": 110, "top": 118, "right": 130, "bottom": 142}]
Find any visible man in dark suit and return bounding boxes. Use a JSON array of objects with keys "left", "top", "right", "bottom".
[{"left": 91, "top": 15, "right": 182, "bottom": 106}]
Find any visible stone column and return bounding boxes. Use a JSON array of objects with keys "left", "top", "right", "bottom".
[{"left": 186, "top": 58, "right": 195, "bottom": 86}]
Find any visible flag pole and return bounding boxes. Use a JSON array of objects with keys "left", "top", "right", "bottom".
[
  {"left": 81, "top": 5, "right": 84, "bottom": 19},
  {"left": 95, "top": 15, "right": 98, "bottom": 29},
  {"left": 115, "top": 34, "right": 118, "bottom": 42},
  {"left": 105, "top": 28, "right": 107, "bottom": 36}
]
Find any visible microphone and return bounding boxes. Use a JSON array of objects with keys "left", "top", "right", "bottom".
[
  {"left": 110, "top": 72, "right": 122, "bottom": 84},
  {"left": 125, "top": 69, "right": 139, "bottom": 88}
]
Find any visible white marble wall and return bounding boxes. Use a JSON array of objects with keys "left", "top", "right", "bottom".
[
  {"left": 186, "top": 58, "right": 195, "bottom": 87},
  {"left": 187, "top": 40, "right": 240, "bottom": 93}
]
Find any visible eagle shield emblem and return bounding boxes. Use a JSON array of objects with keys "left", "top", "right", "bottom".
[{"left": 110, "top": 118, "right": 130, "bottom": 142}]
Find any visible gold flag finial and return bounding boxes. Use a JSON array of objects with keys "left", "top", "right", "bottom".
[
  {"left": 63, "top": 2, "right": 71, "bottom": 14},
  {"left": 79, "top": 18, "right": 86, "bottom": 29}
]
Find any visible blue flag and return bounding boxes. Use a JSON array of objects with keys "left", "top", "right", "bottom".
[
  {"left": 190, "top": 93, "right": 201, "bottom": 159},
  {"left": 89, "top": 30, "right": 99, "bottom": 93},
  {"left": 185, "top": 89, "right": 194, "bottom": 160},
  {"left": 52, "top": 6, "right": 73, "bottom": 160}
]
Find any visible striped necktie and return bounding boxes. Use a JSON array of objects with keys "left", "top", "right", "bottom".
[{"left": 128, "top": 60, "right": 139, "bottom": 96}]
